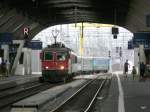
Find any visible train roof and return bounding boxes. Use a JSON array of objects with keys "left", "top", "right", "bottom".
[
  {"left": 43, "top": 47, "right": 70, "bottom": 51},
  {"left": 77, "top": 56, "right": 110, "bottom": 59},
  {"left": 42, "top": 42, "right": 72, "bottom": 52}
]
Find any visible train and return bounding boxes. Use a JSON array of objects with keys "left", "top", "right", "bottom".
[
  {"left": 77, "top": 56, "right": 110, "bottom": 74},
  {"left": 40, "top": 43, "right": 110, "bottom": 82}
]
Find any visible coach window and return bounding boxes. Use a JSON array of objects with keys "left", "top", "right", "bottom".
[
  {"left": 57, "top": 52, "right": 67, "bottom": 61},
  {"left": 44, "top": 52, "right": 53, "bottom": 60}
]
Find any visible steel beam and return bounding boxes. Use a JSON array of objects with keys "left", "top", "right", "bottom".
[{"left": 0, "top": 9, "right": 16, "bottom": 27}]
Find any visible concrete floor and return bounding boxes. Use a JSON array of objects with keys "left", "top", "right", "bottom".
[{"left": 92, "top": 74, "right": 150, "bottom": 112}]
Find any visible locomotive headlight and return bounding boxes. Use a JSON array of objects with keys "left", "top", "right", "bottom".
[
  {"left": 45, "top": 66, "right": 49, "bottom": 69},
  {"left": 60, "top": 66, "right": 64, "bottom": 70}
]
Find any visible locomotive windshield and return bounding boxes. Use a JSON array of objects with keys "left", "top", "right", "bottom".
[
  {"left": 44, "top": 52, "right": 53, "bottom": 60},
  {"left": 57, "top": 52, "right": 68, "bottom": 61}
]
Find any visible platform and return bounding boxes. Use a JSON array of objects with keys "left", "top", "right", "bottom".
[
  {"left": 0, "top": 75, "right": 41, "bottom": 90},
  {"left": 11, "top": 79, "right": 87, "bottom": 112},
  {"left": 12, "top": 85, "right": 71, "bottom": 108},
  {"left": 93, "top": 73, "right": 150, "bottom": 112}
]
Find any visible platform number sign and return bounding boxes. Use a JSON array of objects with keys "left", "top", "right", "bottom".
[
  {"left": 23, "top": 27, "right": 29, "bottom": 35},
  {"left": 23, "top": 27, "right": 30, "bottom": 40}
]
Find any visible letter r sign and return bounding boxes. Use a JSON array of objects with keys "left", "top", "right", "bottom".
[{"left": 23, "top": 27, "right": 30, "bottom": 35}]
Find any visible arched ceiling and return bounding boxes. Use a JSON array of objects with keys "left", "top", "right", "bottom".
[{"left": 0, "top": 0, "right": 149, "bottom": 40}]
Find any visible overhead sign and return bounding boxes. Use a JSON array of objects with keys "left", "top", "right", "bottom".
[
  {"left": 23, "top": 27, "right": 30, "bottom": 35},
  {"left": 133, "top": 32, "right": 150, "bottom": 49},
  {"left": 26, "top": 40, "right": 43, "bottom": 50},
  {"left": 0, "top": 33, "right": 13, "bottom": 45}
]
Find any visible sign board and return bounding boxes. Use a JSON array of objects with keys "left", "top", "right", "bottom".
[
  {"left": 112, "top": 27, "right": 119, "bottom": 34},
  {"left": 28, "top": 41, "right": 42, "bottom": 50},
  {"left": 0, "top": 33, "right": 13, "bottom": 45},
  {"left": 24, "top": 40, "right": 42, "bottom": 50},
  {"left": 23, "top": 27, "right": 30, "bottom": 35},
  {"left": 133, "top": 33, "right": 150, "bottom": 49}
]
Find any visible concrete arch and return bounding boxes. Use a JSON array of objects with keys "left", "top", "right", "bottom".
[{"left": 0, "top": 0, "right": 150, "bottom": 40}]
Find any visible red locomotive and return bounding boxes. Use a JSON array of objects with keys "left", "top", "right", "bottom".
[{"left": 40, "top": 43, "right": 78, "bottom": 82}]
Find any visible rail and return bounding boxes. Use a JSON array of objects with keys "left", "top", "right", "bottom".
[{"left": 50, "top": 77, "right": 106, "bottom": 112}]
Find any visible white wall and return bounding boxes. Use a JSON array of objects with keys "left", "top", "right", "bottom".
[{"left": 31, "top": 50, "right": 42, "bottom": 75}]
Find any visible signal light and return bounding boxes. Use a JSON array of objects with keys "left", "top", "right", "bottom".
[
  {"left": 113, "top": 35, "right": 117, "bottom": 39},
  {"left": 112, "top": 27, "right": 119, "bottom": 34}
]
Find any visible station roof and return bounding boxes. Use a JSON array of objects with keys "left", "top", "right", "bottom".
[{"left": 0, "top": 0, "right": 149, "bottom": 40}]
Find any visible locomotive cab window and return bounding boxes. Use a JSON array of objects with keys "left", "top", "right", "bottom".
[
  {"left": 44, "top": 52, "right": 53, "bottom": 60},
  {"left": 57, "top": 52, "right": 67, "bottom": 61}
]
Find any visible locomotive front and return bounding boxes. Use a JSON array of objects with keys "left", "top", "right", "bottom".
[{"left": 40, "top": 44, "right": 70, "bottom": 82}]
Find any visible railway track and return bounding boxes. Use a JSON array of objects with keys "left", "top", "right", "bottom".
[
  {"left": 50, "top": 78, "right": 106, "bottom": 112},
  {"left": 0, "top": 81, "right": 39, "bottom": 98},
  {"left": 0, "top": 82, "right": 61, "bottom": 109}
]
